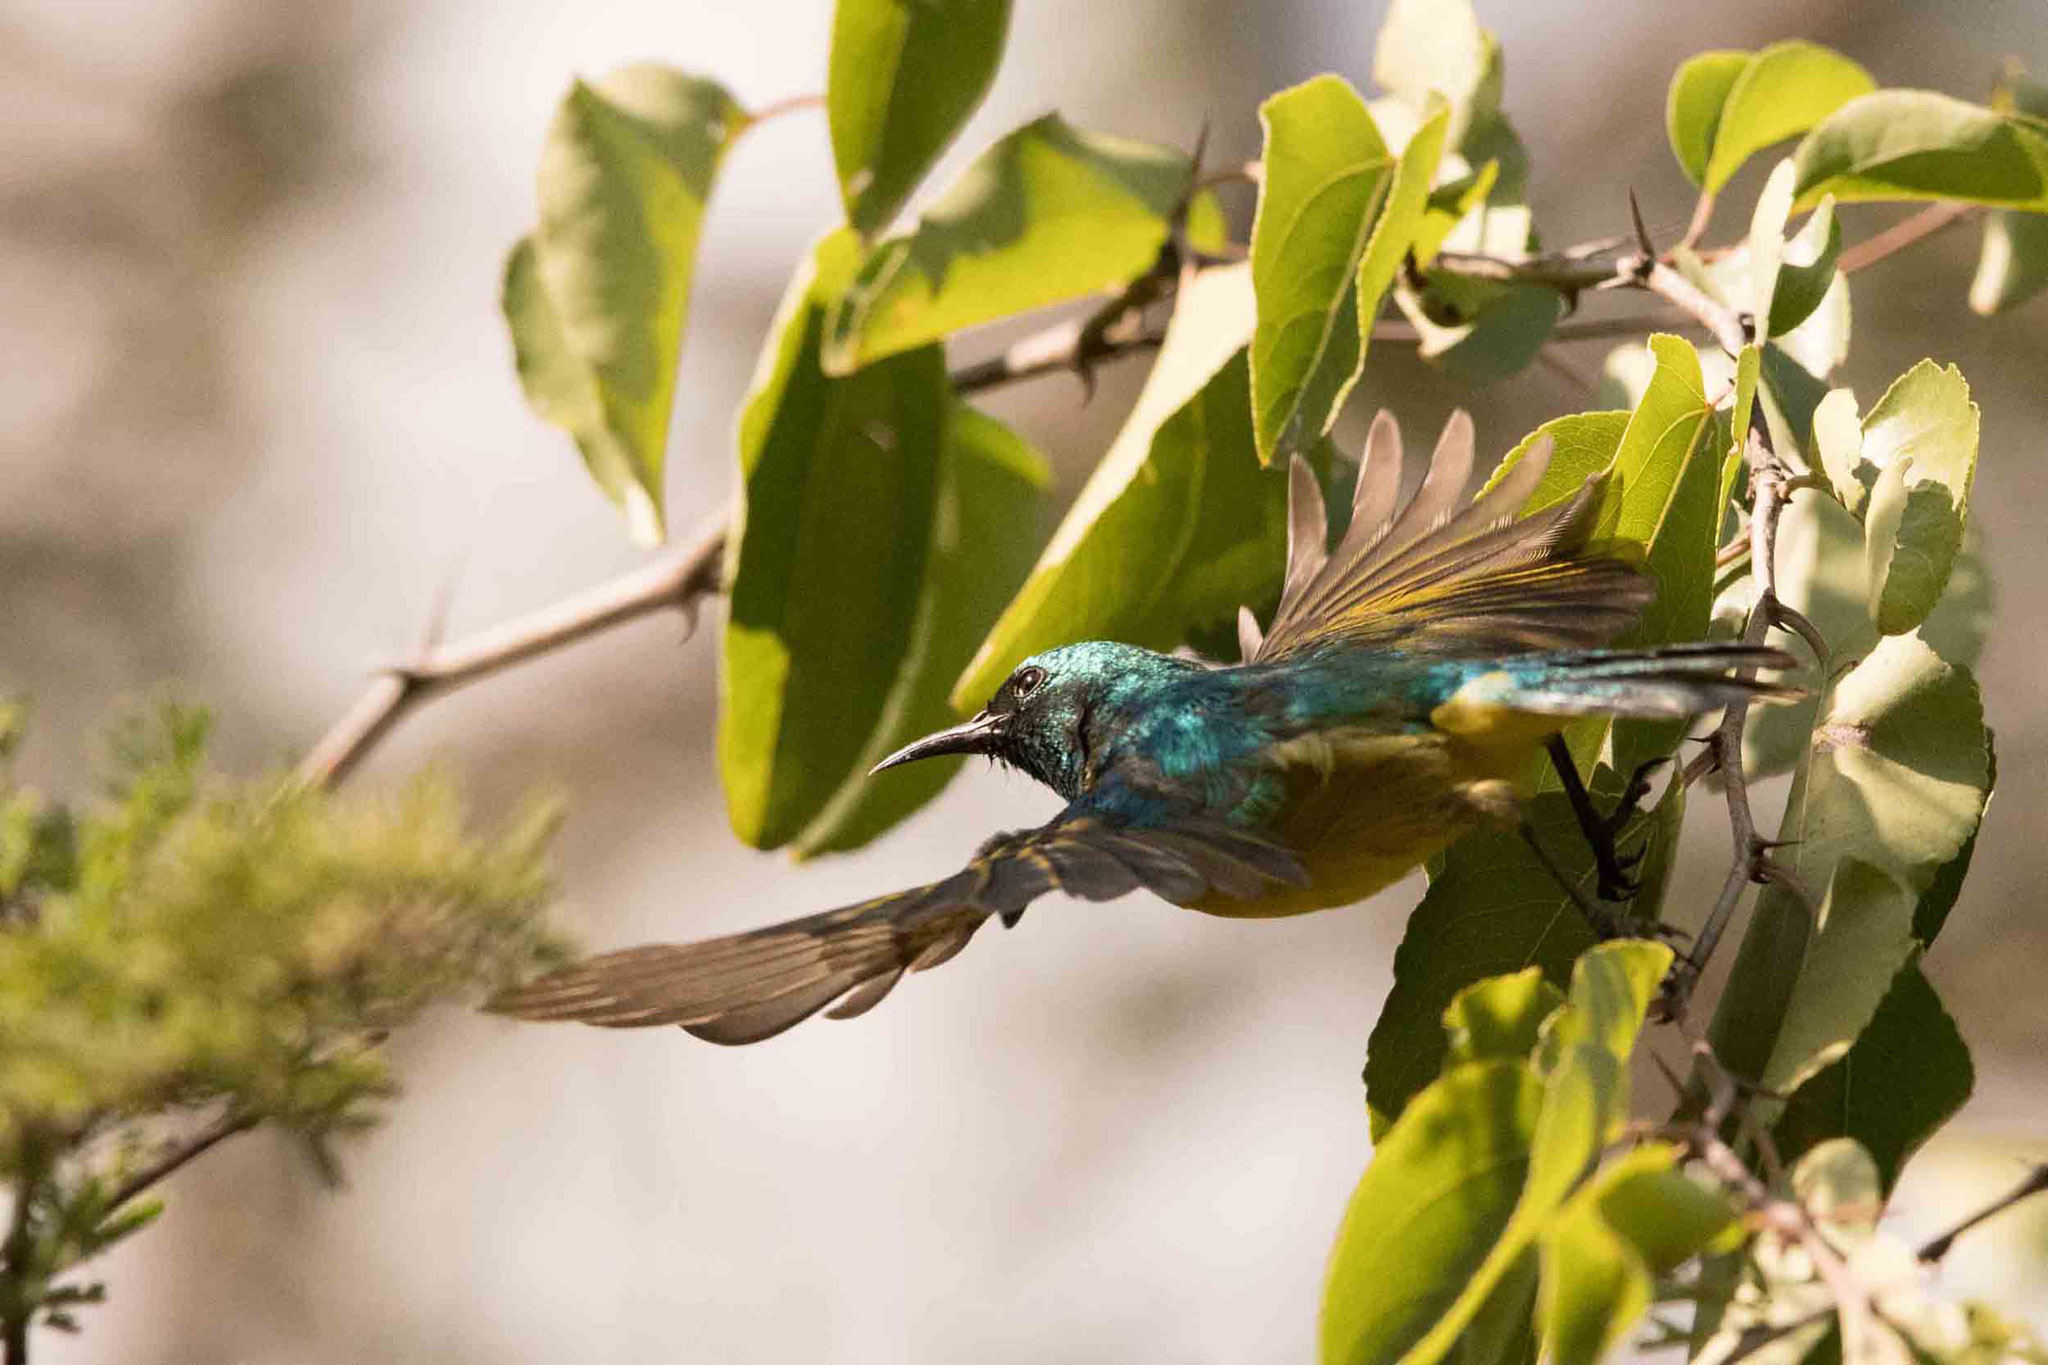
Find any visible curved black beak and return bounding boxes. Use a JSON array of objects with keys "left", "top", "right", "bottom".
[{"left": 870, "top": 710, "right": 1004, "bottom": 775}]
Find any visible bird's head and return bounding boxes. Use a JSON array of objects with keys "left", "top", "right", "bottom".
[{"left": 870, "top": 641, "right": 1170, "bottom": 799}]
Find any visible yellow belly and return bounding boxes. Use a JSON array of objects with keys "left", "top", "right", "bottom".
[{"left": 1183, "top": 683, "right": 1562, "bottom": 919}]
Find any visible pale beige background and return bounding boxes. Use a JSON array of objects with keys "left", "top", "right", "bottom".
[{"left": 2, "top": 0, "right": 2044, "bottom": 1360}]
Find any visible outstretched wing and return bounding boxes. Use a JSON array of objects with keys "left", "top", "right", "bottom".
[
  {"left": 1241, "top": 410, "right": 1654, "bottom": 663},
  {"left": 486, "top": 807, "right": 1305, "bottom": 1045}
]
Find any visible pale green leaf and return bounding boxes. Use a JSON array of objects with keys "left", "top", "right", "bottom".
[
  {"left": 1248, "top": 76, "right": 1395, "bottom": 464},
  {"left": 1859, "top": 361, "right": 1981, "bottom": 635},
  {"left": 1371, "top": 0, "right": 1497, "bottom": 145},
  {"left": 1792, "top": 89, "right": 2048, "bottom": 210},
  {"left": 511, "top": 66, "right": 745, "bottom": 544},
  {"left": 1791, "top": 1138, "right": 1884, "bottom": 1240},
  {"left": 1443, "top": 968, "right": 1566, "bottom": 1067},
  {"left": 793, "top": 406, "right": 1049, "bottom": 855},
  {"left": 720, "top": 232, "right": 950, "bottom": 849},
  {"left": 825, "top": 115, "right": 1194, "bottom": 372},
  {"left": 1323, "top": 1061, "right": 1543, "bottom": 1365},
  {"left": 1697, "top": 42, "right": 1876, "bottom": 194},
  {"left": 1714, "top": 633, "right": 1990, "bottom": 1095},
  {"left": 828, "top": 0, "right": 1011, "bottom": 236},
  {"left": 1746, "top": 159, "right": 1798, "bottom": 346},
  {"left": 1666, "top": 51, "right": 1751, "bottom": 186},
  {"left": 951, "top": 264, "right": 1285, "bottom": 708}
]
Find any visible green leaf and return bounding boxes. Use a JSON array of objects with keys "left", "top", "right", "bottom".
[
  {"left": 827, "top": 0, "right": 1011, "bottom": 237},
  {"left": 1792, "top": 89, "right": 2048, "bottom": 210},
  {"left": 1396, "top": 943, "right": 1669, "bottom": 1365},
  {"left": 1323, "top": 1061, "right": 1544, "bottom": 1365},
  {"left": 508, "top": 66, "right": 745, "bottom": 544},
  {"left": 1539, "top": 1144, "right": 1741, "bottom": 1365},
  {"left": 1970, "top": 209, "right": 2048, "bottom": 313},
  {"left": 1769, "top": 198, "right": 1842, "bottom": 338},
  {"left": 951, "top": 263, "right": 1284, "bottom": 707},
  {"left": 1248, "top": 76, "right": 1396, "bottom": 464},
  {"left": 1392, "top": 279, "right": 1560, "bottom": 385},
  {"left": 1666, "top": 51, "right": 1752, "bottom": 185},
  {"left": 1353, "top": 103, "right": 1452, "bottom": 356},
  {"left": 1366, "top": 785, "right": 1670, "bottom": 1136},
  {"left": 792, "top": 405, "right": 1049, "bottom": 855},
  {"left": 1688, "top": 42, "right": 1876, "bottom": 194},
  {"left": 1443, "top": 968, "right": 1566, "bottom": 1067},
  {"left": 1712, "top": 633, "right": 1991, "bottom": 1096},
  {"left": 826, "top": 115, "right": 1194, "bottom": 372},
  {"left": 1859, "top": 362, "right": 1981, "bottom": 636},
  {"left": 720, "top": 232, "right": 950, "bottom": 849},
  {"left": 1371, "top": 0, "right": 1498, "bottom": 146},
  {"left": 1791, "top": 1138, "right": 1883, "bottom": 1239},
  {"left": 1746, "top": 160, "right": 1799, "bottom": 347},
  {"left": 1772, "top": 962, "right": 1973, "bottom": 1192},
  {"left": 1536, "top": 940, "right": 1674, "bottom": 1076}
]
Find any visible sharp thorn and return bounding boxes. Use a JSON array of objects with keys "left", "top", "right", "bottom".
[{"left": 1628, "top": 188, "right": 1658, "bottom": 258}]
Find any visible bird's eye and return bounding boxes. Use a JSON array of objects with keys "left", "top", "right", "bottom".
[{"left": 1013, "top": 666, "right": 1046, "bottom": 698}]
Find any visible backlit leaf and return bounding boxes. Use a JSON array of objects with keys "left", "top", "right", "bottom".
[
  {"left": 1661, "top": 42, "right": 1876, "bottom": 194},
  {"left": 1769, "top": 197, "right": 1841, "bottom": 338},
  {"left": 825, "top": 115, "right": 1196, "bottom": 372},
  {"left": 720, "top": 232, "right": 950, "bottom": 849},
  {"left": 508, "top": 66, "right": 745, "bottom": 543},
  {"left": 1394, "top": 943, "right": 1669, "bottom": 1365},
  {"left": 1323, "top": 1061, "right": 1543, "bottom": 1365},
  {"left": 952, "top": 263, "right": 1286, "bottom": 707},
  {"left": 1248, "top": 76, "right": 1395, "bottom": 464},
  {"left": 1666, "top": 51, "right": 1750, "bottom": 186},
  {"left": 1443, "top": 968, "right": 1565, "bottom": 1067},
  {"left": 827, "top": 0, "right": 1011, "bottom": 236},
  {"left": 1539, "top": 1144, "right": 1740, "bottom": 1365},
  {"left": 1371, "top": 0, "right": 1497, "bottom": 145}
]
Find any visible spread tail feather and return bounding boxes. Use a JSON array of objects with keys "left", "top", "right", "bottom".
[{"left": 1490, "top": 642, "right": 1804, "bottom": 719}]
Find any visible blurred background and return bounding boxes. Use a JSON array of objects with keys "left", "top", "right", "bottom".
[{"left": 3, "top": 0, "right": 2044, "bottom": 1359}]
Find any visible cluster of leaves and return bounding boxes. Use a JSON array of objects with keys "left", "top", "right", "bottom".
[
  {"left": 475, "top": 0, "right": 2042, "bottom": 1361},
  {"left": 0, "top": 702, "right": 565, "bottom": 1342}
]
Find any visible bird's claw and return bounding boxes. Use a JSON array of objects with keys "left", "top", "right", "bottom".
[{"left": 1587, "top": 756, "right": 1670, "bottom": 903}]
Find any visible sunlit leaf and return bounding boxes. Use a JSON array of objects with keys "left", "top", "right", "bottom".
[
  {"left": 826, "top": 115, "right": 1195, "bottom": 372},
  {"left": 1371, "top": 0, "right": 1497, "bottom": 145},
  {"left": 1323, "top": 1061, "right": 1543, "bottom": 1365},
  {"left": 508, "top": 66, "right": 746, "bottom": 544},
  {"left": 1667, "top": 42, "right": 1875, "bottom": 193},
  {"left": 952, "top": 264, "right": 1285, "bottom": 707},
  {"left": 1393, "top": 943, "right": 1669, "bottom": 1365},
  {"left": 1443, "top": 968, "right": 1565, "bottom": 1067},
  {"left": 1793, "top": 89, "right": 2048, "bottom": 210},
  {"left": 827, "top": 0, "right": 1011, "bottom": 236},
  {"left": 1666, "top": 51, "right": 1750, "bottom": 186},
  {"left": 793, "top": 406, "right": 1049, "bottom": 855},
  {"left": 720, "top": 232, "right": 950, "bottom": 849},
  {"left": 1248, "top": 77, "right": 1395, "bottom": 463},
  {"left": 1538, "top": 1144, "right": 1741, "bottom": 1365}
]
